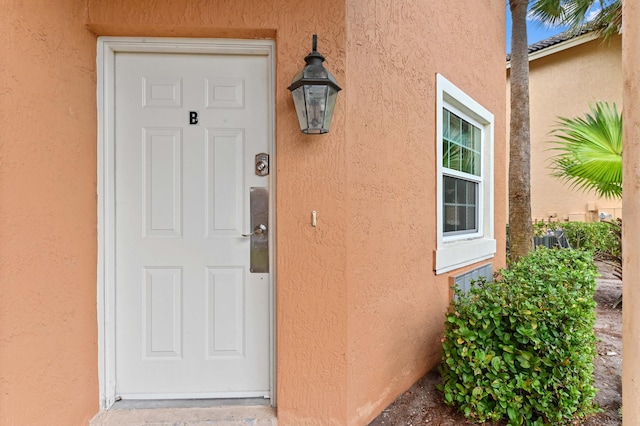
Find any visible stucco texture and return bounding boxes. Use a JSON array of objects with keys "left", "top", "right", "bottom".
[
  {"left": 0, "top": 1, "right": 99, "bottom": 425},
  {"left": 344, "top": 2, "right": 506, "bottom": 423},
  {"left": 622, "top": 0, "right": 640, "bottom": 421},
  {"left": 506, "top": 36, "right": 622, "bottom": 223},
  {"left": 1, "top": 1, "right": 505, "bottom": 425}
]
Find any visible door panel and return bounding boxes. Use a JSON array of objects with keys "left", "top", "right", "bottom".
[
  {"left": 114, "top": 52, "right": 270, "bottom": 398},
  {"left": 143, "top": 267, "right": 182, "bottom": 359},
  {"left": 143, "top": 128, "right": 183, "bottom": 237},
  {"left": 206, "top": 129, "right": 245, "bottom": 237},
  {"left": 206, "top": 267, "right": 244, "bottom": 358}
]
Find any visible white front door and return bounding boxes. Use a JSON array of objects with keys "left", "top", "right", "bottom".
[{"left": 113, "top": 51, "right": 271, "bottom": 399}]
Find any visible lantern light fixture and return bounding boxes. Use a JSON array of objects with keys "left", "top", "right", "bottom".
[{"left": 288, "top": 34, "right": 342, "bottom": 134}]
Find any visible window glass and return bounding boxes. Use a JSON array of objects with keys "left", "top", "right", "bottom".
[
  {"left": 442, "top": 108, "right": 481, "bottom": 235},
  {"left": 442, "top": 109, "right": 481, "bottom": 178},
  {"left": 443, "top": 176, "right": 477, "bottom": 234}
]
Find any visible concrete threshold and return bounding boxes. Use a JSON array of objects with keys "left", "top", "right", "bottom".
[{"left": 90, "top": 405, "right": 277, "bottom": 426}]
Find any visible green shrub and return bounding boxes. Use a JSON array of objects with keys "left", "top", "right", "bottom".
[
  {"left": 561, "top": 221, "right": 619, "bottom": 256},
  {"left": 532, "top": 221, "right": 619, "bottom": 257},
  {"left": 439, "top": 248, "right": 599, "bottom": 425}
]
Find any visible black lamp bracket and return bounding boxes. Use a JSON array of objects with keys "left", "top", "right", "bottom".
[{"left": 305, "top": 34, "right": 325, "bottom": 64}]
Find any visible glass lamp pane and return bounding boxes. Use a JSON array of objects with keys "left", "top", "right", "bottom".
[
  {"left": 304, "top": 85, "right": 329, "bottom": 134},
  {"left": 323, "top": 87, "right": 338, "bottom": 131},
  {"left": 291, "top": 87, "right": 309, "bottom": 131}
]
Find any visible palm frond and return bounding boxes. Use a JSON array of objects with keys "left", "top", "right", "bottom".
[
  {"left": 548, "top": 101, "right": 622, "bottom": 199},
  {"left": 529, "top": 0, "right": 565, "bottom": 26},
  {"left": 590, "top": 0, "right": 622, "bottom": 40},
  {"left": 529, "top": 0, "right": 596, "bottom": 27},
  {"left": 529, "top": 0, "right": 621, "bottom": 40}
]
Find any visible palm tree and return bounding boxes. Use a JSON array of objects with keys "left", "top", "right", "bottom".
[
  {"left": 507, "top": 0, "right": 621, "bottom": 262},
  {"left": 549, "top": 101, "right": 622, "bottom": 199},
  {"left": 508, "top": 0, "right": 534, "bottom": 262}
]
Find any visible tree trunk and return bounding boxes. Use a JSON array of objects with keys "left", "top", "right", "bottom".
[{"left": 508, "top": 0, "right": 533, "bottom": 261}]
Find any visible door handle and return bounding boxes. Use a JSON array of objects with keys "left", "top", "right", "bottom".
[
  {"left": 246, "top": 187, "right": 269, "bottom": 273},
  {"left": 242, "top": 224, "right": 267, "bottom": 237}
]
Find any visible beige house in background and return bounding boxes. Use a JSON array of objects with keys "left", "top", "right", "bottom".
[{"left": 507, "top": 31, "right": 622, "bottom": 223}]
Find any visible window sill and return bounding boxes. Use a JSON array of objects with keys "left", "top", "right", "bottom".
[{"left": 434, "top": 238, "right": 496, "bottom": 275}]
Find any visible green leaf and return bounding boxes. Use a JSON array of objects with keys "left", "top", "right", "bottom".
[
  {"left": 444, "top": 391, "right": 453, "bottom": 403},
  {"left": 548, "top": 101, "right": 622, "bottom": 199},
  {"left": 491, "top": 356, "right": 501, "bottom": 371}
]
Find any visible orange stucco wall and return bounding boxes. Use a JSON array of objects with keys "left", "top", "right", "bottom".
[
  {"left": 1, "top": 1, "right": 505, "bottom": 425},
  {"left": 0, "top": 1, "right": 99, "bottom": 424},
  {"left": 506, "top": 36, "right": 622, "bottom": 223},
  {"left": 344, "top": 2, "right": 506, "bottom": 423},
  {"left": 622, "top": 0, "right": 640, "bottom": 420}
]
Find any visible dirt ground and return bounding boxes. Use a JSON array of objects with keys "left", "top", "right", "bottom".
[{"left": 369, "top": 261, "right": 622, "bottom": 426}]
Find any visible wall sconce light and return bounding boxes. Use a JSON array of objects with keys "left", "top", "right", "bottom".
[{"left": 288, "top": 35, "right": 342, "bottom": 134}]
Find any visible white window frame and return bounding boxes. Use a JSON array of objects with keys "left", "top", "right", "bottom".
[{"left": 435, "top": 74, "right": 496, "bottom": 274}]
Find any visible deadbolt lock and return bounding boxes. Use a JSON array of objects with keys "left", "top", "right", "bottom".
[{"left": 255, "top": 153, "right": 269, "bottom": 176}]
